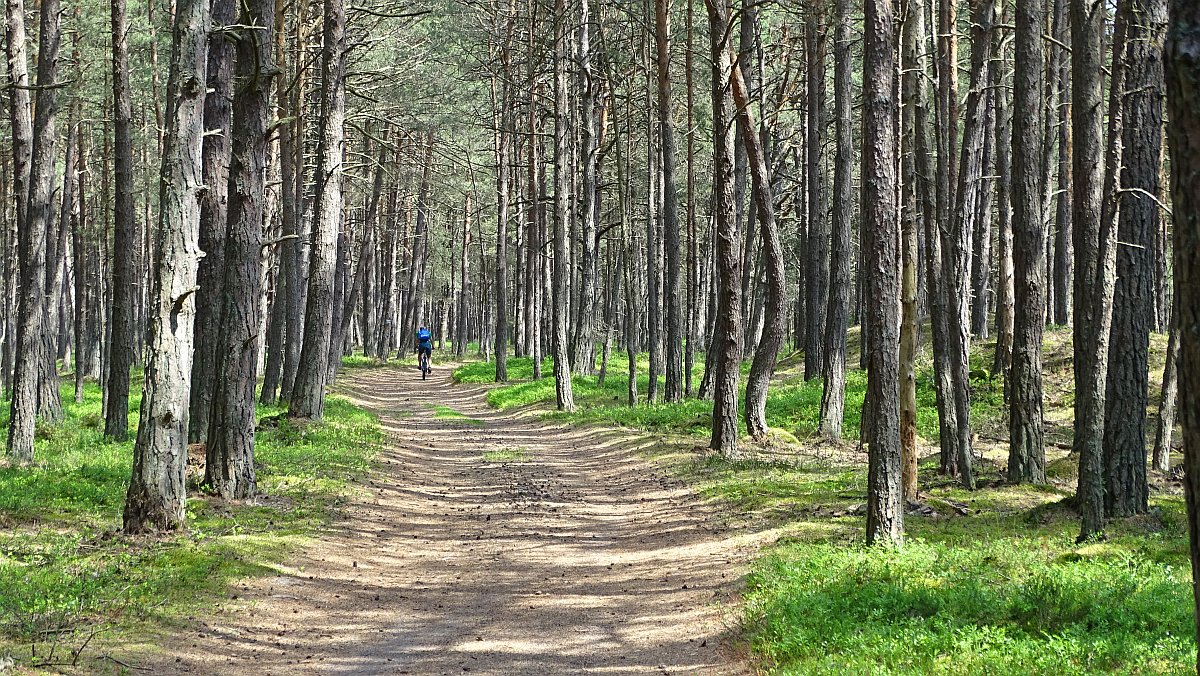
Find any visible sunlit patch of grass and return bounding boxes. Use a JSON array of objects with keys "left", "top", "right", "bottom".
[
  {"left": 429, "top": 405, "right": 484, "bottom": 426},
  {"left": 0, "top": 380, "right": 382, "bottom": 668},
  {"left": 482, "top": 448, "right": 531, "bottom": 463},
  {"left": 453, "top": 333, "right": 1195, "bottom": 673}
]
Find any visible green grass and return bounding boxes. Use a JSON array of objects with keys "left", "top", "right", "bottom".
[
  {"left": 455, "top": 329, "right": 1194, "bottom": 673},
  {"left": 482, "top": 447, "right": 532, "bottom": 462},
  {"left": 0, "top": 379, "right": 382, "bottom": 668},
  {"left": 453, "top": 350, "right": 994, "bottom": 442},
  {"left": 430, "top": 404, "right": 484, "bottom": 426},
  {"left": 686, "top": 451, "right": 1195, "bottom": 674}
]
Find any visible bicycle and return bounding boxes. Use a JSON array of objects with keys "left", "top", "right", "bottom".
[{"left": 418, "top": 350, "right": 430, "bottom": 380}]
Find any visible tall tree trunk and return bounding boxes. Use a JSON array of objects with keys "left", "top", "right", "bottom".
[
  {"left": 187, "top": 0, "right": 237, "bottom": 443},
  {"left": 732, "top": 53, "right": 784, "bottom": 442},
  {"left": 1103, "top": 0, "right": 1166, "bottom": 519},
  {"left": 1007, "top": 0, "right": 1048, "bottom": 484},
  {"left": 289, "top": 0, "right": 345, "bottom": 421},
  {"left": 804, "top": 7, "right": 828, "bottom": 381},
  {"left": 102, "top": 0, "right": 137, "bottom": 441},
  {"left": 898, "top": 0, "right": 923, "bottom": 499},
  {"left": 123, "top": 0, "right": 209, "bottom": 532},
  {"left": 7, "top": 0, "right": 61, "bottom": 461},
  {"left": 456, "top": 196, "right": 471, "bottom": 358},
  {"left": 572, "top": 0, "right": 601, "bottom": 376},
  {"left": 684, "top": 0, "right": 697, "bottom": 397},
  {"left": 1073, "top": 0, "right": 1128, "bottom": 538},
  {"left": 705, "top": 0, "right": 742, "bottom": 457},
  {"left": 940, "top": 0, "right": 995, "bottom": 491},
  {"left": 657, "top": 0, "right": 683, "bottom": 402},
  {"left": 991, "top": 6, "right": 1014, "bottom": 383},
  {"left": 1154, "top": 312, "right": 1179, "bottom": 472},
  {"left": 819, "top": 0, "right": 853, "bottom": 442},
  {"left": 204, "top": 0, "right": 274, "bottom": 500},
  {"left": 279, "top": 0, "right": 307, "bottom": 400},
  {"left": 259, "top": 9, "right": 289, "bottom": 403},
  {"left": 551, "top": 0, "right": 575, "bottom": 411},
  {"left": 864, "top": 0, "right": 902, "bottom": 547},
  {"left": 1052, "top": 13, "right": 1073, "bottom": 327},
  {"left": 494, "top": 20, "right": 513, "bottom": 381},
  {"left": 1162, "top": 2, "right": 1200, "bottom": 665}
]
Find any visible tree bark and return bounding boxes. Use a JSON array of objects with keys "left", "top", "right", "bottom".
[
  {"left": 1103, "top": 0, "right": 1166, "bottom": 519},
  {"left": 1162, "top": 2, "right": 1200, "bottom": 665},
  {"left": 123, "top": 0, "right": 209, "bottom": 532},
  {"left": 819, "top": 0, "right": 853, "bottom": 442},
  {"left": 572, "top": 0, "right": 601, "bottom": 377},
  {"left": 494, "top": 17, "right": 514, "bottom": 381},
  {"left": 1073, "top": 0, "right": 1128, "bottom": 538},
  {"left": 205, "top": 0, "right": 275, "bottom": 500},
  {"left": 289, "top": 0, "right": 346, "bottom": 421},
  {"left": 804, "top": 7, "right": 828, "bottom": 381},
  {"left": 731, "top": 51, "right": 784, "bottom": 442},
  {"left": 187, "top": 0, "right": 237, "bottom": 443},
  {"left": 7, "top": 0, "right": 62, "bottom": 461},
  {"left": 863, "top": 0, "right": 902, "bottom": 547},
  {"left": 1154, "top": 313, "right": 1179, "bottom": 472},
  {"left": 899, "top": 0, "right": 922, "bottom": 499},
  {"left": 552, "top": 0, "right": 575, "bottom": 411},
  {"left": 991, "top": 6, "right": 1014, "bottom": 384},
  {"left": 1007, "top": 0, "right": 1048, "bottom": 484},
  {"left": 279, "top": 0, "right": 308, "bottom": 399},
  {"left": 705, "top": 0, "right": 742, "bottom": 457},
  {"left": 657, "top": 0, "right": 683, "bottom": 402}
]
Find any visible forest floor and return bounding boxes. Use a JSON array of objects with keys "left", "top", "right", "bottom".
[{"left": 147, "top": 365, "right": 763, "bottom": 675}]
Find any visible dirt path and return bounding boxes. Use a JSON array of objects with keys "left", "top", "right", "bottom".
[{"left": 156, "top": 366, "right": 759, "bottom": 675}]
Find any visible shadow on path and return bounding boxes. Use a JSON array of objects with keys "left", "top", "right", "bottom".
[{"left": 154, "top": 366, "right": 760, "bottom": 675}]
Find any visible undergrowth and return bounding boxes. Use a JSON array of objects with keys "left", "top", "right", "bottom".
[{"left": 452, "top": 326, "right": 1193, "bottom": 674}]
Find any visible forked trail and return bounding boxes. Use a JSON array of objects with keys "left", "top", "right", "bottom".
[{"left": 157, "top": 366, "right": 757, "bottom": 675}]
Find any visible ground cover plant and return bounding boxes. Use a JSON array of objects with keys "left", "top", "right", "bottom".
[
  {"left": 0, "top": 379, "right": 382, "bottom": 669},
  {"left": 454, "top": 327, "right": 1194, "bottom": 673}
]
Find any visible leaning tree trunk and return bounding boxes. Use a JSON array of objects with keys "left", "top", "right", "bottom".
[
  {"left": 123, "top": 0, "right": 209, "bottom": 533},
  {"left": 1154, "top": 314, "right": 1179, "bottom": 472},
  {"left": 204, "top": 0, "right": 274, "bottom": 501},
  {"left": 1162, "top": 2, "right": 1200, "bottom": 666},
  {"left": 705, "top": 0, "right": 742, "bottom": 457},
  {"left": 1007, "top": 0, "right": 1048, "bottom": 484},
  {"left": 863, "top": 0, "right": 902, "bottom": 547},
  {"left": 7, "top": 0, "right": 61, "bottom": 461},
  {"left": 733, "top": 62, "right": 785, "bottom": 442},
  {"left": 289, "top": 0, "right": 346, "bottom": 421}
]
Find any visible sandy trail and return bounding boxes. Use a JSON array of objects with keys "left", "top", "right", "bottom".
[{"left": 156, "top": 366, "right": 757, "bottom": 675}]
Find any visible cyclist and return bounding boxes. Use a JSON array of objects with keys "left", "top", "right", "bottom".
[{"left": 416, "top": 325, "right": 434, "bottom": 376}]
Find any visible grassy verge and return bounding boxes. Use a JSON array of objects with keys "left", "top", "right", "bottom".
[
  {"left": 453, "top": 327, "right": 1193, "bottom": 673},
  {"left": 0, "top": 378, "right": 382, "bottom": 670}
]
